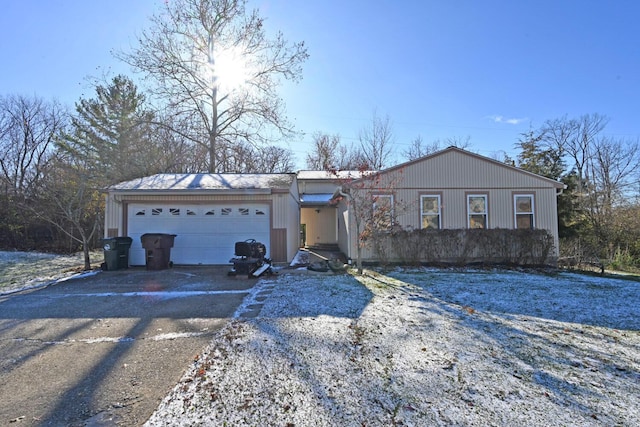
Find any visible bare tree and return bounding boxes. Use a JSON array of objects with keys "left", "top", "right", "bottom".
[
  {"left": 358, "top": 111, "right": 394, "bottom": 170},
  {"left": 305, "top": 133, "right": 341, "bottom": 170},
  {"left": 404, "top": 135, "right": 471, "bottom": 161},
  {"left": 32, "top": 154, "right": 103, "bottom": 270},
  {"left": 533, "top": 113, "right": 640, "bottom": 264},
  {"left": 305, "top": 132, "right": 368, "bottom": 170},
  {"left": 214, "top": 140, "right": 294, "bottom": 173},
  {"left": 584, "top": 137, "right": 640, "bottom": 259},
  {"left": 117, "top": 0, "right": 308, "bottom": 172},
  {"left": 149, "top": 113, "right": 210, "bottom": 173},
  {"left": 255, "top": 145, "right": 296, "bottom": 173},
  {"left": 0, "top": 95, "right": 65, "bottom": 197},
  {"left": 333, "top": 167, "right": 405, "bottom": 273},
  {"left": 542, "top": 113, "right": 608, "bottom": 193}
]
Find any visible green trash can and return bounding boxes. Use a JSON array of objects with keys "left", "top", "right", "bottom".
[{"left": 102, "top": 237, "right": 133, "bottom": 271}]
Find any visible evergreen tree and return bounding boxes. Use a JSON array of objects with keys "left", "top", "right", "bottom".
[
  {"left": 61, "top": 75, "right": 156, "bottom": 184},
  {"left": 515, "top": 129, "right": 564, "bottom": 179}
]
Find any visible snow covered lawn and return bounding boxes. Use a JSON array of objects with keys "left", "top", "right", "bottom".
[
  {"left": 0, "top": 250, "right": 102, "bottom": 294},
  {"left": 146, "top": 268, "right": 640, "bottom": 426}
]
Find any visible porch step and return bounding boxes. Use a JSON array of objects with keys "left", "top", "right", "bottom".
[
  {"left": 308, "top": 243, "right": 340, "bottom": 252},
  {"left": 306, "top": 245, "right": 347, "bottom": 264}
]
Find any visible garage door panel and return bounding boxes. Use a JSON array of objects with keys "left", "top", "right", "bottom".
[{"left": 127, "top": 203, "right": 270, "bottom": 265}]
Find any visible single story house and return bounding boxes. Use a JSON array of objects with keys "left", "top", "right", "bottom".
[{"left": 104, "top": 147, "right": 565, "bottom": 266}]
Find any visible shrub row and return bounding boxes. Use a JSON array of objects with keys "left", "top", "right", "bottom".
[{"left": 371, "top": 228, "right": 555, "bottom": 267}]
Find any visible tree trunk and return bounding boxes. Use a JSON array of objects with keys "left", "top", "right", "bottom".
[{"left": 82, "top": 239, "right": 92, "bottom": 271}]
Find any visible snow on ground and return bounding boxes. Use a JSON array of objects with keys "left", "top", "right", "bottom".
[
  {"left": 0, "top": 250, "right": 101, "bottom": 294},
  {"left": 145, "top": 268, "right": 640, "bottom": 426}
]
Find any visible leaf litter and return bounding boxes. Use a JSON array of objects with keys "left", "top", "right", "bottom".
[{"left": 145, "top": 267, "right": 640, "bottom": 426}]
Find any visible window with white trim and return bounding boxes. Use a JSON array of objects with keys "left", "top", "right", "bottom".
[
  {"left": 467, "top": 195, "right": 487, "bottom": 229},
  {"left": 372, "top": 194, "right": 393, "bottom": 229},
  {"left": 420, "top": 195, "right": 441, "bottom": 229},
  {"left": 514, "top": 194, "right": 535, "bottom": 229}
]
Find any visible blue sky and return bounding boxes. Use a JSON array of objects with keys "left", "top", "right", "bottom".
[{"left": 1, "top": 1, "right": 638, "bottom": 169}]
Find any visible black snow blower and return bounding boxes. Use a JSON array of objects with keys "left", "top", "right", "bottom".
[{"left": 228, "top": 239, "right": 273, "bottom": 277}]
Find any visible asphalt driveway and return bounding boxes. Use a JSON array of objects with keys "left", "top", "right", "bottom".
[{"left": 0, "top": 266, "right": 258, "bottom": 426}]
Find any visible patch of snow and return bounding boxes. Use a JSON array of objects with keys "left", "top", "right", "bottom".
[
  {"left": 145, "top": 268, "right": 640, "bottom": 426},
  {"left": 0, "top": 250, "right": 102, "bottom": 295},
  {"left": 289, "top": 249, "right": 310, "bottom": 267}
]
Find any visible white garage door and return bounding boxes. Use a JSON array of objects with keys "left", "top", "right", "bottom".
[{"left": 127, "top": 203, "right": 270, "bottom": 265}]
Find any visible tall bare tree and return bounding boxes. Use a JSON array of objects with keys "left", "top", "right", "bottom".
[
  {"left": 542, "top": 113, "right": 608, "bottom": 193},
  {"left": 358, "top": 111, "right": 394, "bottom": 170},
  {"left": 117, "top": 0, "right": 308, "bottom": 172}
]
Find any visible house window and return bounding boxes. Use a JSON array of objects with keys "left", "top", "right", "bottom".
[
  {"left": 515, "top": 195, "right": 535, "bottom": 229},
  {"left": 151, "top": 208, "right": 163, "bottom": 216},
  {"left": 186, "top": 209, "right": 196, "bottom": 216},
  {"left": 169, "top": 208, "right": 180, "bottom": 216},
  {"left": 467, "top": 195, "right": 487, "bottom": 229},
  {"left": 221, "top": 208, "right": 232, "bottom": 216},
  {"left": 256, "top": 209, "right": 265, "bottom": 216},
  {"left": 205, "top": 209, "right": 215, "bottom": 216},
  {"left": 372, "top": 194, "right": 393, "bottom": 229},
  {"left": 421, "top": 195, "right": 441, "bottom": 229},
  {"left": 239, "top": 208, "right": 249, "bottom": 216},
  {"left": 135, "top": 209, "right": 146, "bottom": 216}
]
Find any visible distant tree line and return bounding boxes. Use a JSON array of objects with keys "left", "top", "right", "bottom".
[{"left": 506, "top": 114, "right": 640, "bottom": 271}]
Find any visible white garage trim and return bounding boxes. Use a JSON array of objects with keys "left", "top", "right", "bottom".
[{"left": 127, "top": 203, "right": 270, "bottom": 265}]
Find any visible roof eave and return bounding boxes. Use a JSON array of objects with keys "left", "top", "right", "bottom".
[{"left": 109, "top": 188, "right": 274, "bottom": 196}]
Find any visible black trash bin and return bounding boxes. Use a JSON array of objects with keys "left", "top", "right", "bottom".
[
  {"left": 102, "top": 236, "right": 133, "bottom": 271},
  {"left": 140, "top": 233, "right": 176, "bottom": 270}
]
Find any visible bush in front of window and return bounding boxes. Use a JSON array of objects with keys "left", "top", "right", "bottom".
[{"left": 374, "top": 227, "right": 555, "bottom": 267}]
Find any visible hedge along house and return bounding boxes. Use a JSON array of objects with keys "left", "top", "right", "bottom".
[
  {"left": 104, "top": 173, "right": 300, "bottom": 266},
  {"left": 329, "top": 147, "right": 566, "bottom": 265}
]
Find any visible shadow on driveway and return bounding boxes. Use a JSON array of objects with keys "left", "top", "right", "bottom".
[{"left": 0, "top": 266, "right": 255, "bottom": 426}]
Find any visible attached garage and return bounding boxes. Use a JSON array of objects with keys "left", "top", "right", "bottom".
[
  {"left": 127, "top": 203, "right": 271, "bottom": 265},
  {"left": 104, "top": 173, "right": 300, "bottom": 266}
]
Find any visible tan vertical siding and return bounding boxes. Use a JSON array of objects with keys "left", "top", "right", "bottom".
[
  {"left": 352, "top": 149, "right": 563, "bottom": 261},
  {"left": 286, "top": 190, "right": 301, "bottom": 262},
  {"left": 104, "top": 193, "right": 123, "bottom": 237},
  {"left": 271, "top": 228, "right": 287, "bottom": 262}
]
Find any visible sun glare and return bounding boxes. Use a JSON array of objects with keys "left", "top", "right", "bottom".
[{"left": 212, "top": 46, "right": 251, "bottom": 92}]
